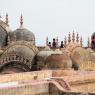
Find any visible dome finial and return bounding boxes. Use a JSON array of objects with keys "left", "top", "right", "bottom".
[
  {"left": 56, "top": 36, "right": 59, "bottom": 47},
  {"left": 72, "top": 30, "right": 75, "bottom": 42},
  {"left": 64, "top": 36, "right": 67, "bottom": 47},
  {"left": 87, "top": 37, "right": 90, "bottom": 48},
  {"left": 5, "top": 13, "right": 9, "bottom": 26},
  {"left": 80, "top": 36, "right": 83, "bottom": 47},
  {"left": 68, "top": 32, "right": 71, "bottom": 43},
  {"left": 46, "top": 36, "right": 48, "bottom": 46},
  {"left": 20, "top": 14, "right": 23, "bottom": 28},
  {"left": 76, "top": 32, "right": 79, "bottom": 43}
]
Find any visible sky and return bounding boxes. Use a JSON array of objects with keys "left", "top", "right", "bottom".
[{"left": 0, "top": 0, "right": 95, "bottom": 46}]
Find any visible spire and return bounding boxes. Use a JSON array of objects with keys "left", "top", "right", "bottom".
[
  {"left": 68, "top": 32, "right": 71, "bottom": 43},
  {"left": 80, "top": 36, "right": 83, "bottom": 47},
  {"left": 72, "top": 30, "right": 75, "bottom": 42},
  {"left": 76, "top": 32, "right": 79, "bottom": 43},
  {"left": 56, "top": 36, "right": 59, "bottom": 47},
  {"left": 20, "top": 14, "right": 23, "bottom": 28},
  {"left": 46, "top": 36, "right": 48, "bottom": 46},
  {"left": 87, "top": 37, "right": 90, "bottom": 48},
  {"left": 5, "top": 13, "right": 9, "bottom": 26},
  {"left": 64, "top": 36, "right": 67, "bottom": 47}
]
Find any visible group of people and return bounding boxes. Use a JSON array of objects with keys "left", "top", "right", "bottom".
[{"left": 47, "top": 38, "right": 64, "bottom": 49}]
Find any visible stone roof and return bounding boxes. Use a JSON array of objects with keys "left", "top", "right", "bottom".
[
  {"left": 0, "top": 41, "right": 38, "bottom": 70},
  {"left": 9, "top": 28, "right": 35, "bottom": 45},
  {"left": 45, "top": 54, "right": 72, "bottom": 70}
]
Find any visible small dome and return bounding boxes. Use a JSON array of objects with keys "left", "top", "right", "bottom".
[
  {"left": 9, "top": 29, "right": 35, "bottom": 45},
  {"left": 8, "top": 15, "right": 35, "bottom": 45},
  {"left": 37, "top": 50, "right": 54, "bottom": 61},
  {"left": 13, "top": 28, "right": 35, "bottom": 43},
  {"left": 45, "top": 54, "right": 72, "bottom": 70},
  {"left": 36, "top": 49, "right": 54, "bottom": 70},
  {"left": 71, "top": 47, "right": 90, "bottom": 70}
]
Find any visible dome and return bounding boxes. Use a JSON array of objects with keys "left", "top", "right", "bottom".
[
  {"left": 8, "top": 28, "right": 35, "bottom": 45},
  {"left": 12, "top": 28, "right": 35, "bottom": 44},
  {"left": 71, "top": 47, "right": 90, "bottom": 70},
  {"left": 8, "top": 15, "right": 35, "bottom": 45},
  {"left": 44, "top": 54, "right": 72, "bottom": 70},
  {"left": 36, "top": 49, "right": 54, "bottom": 70},
  {"left": 37, "top": 50, "right": 54, "bottom": 61},
  {"left": 0, "top": 41, "right": 38, "bottom": 73},
  {"left": 36, "top": 48, "right": 66, "bottom": 70}
]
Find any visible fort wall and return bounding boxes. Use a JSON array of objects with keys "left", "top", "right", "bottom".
[
  {"left": 0, "top": 70, "right": 52, "bottom": 83},
  {"left": 0, "top": 70, "right": 95, "bottom": 94}
]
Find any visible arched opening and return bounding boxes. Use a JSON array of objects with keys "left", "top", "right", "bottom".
[{"left": 0, "top": 61, "right": 31, "bottom": 74}]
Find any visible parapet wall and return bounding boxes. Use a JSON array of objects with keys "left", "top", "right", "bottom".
[
  {"left": 0, "top": 70, "right": 52, "bottom": 83},
  {"left": 0, "top": 70, "right": 95, "bottom": 94},
  {"left": 0, "top": 80, "right": 95, "bottom": 95},
  {"left": 0, "top": 81, "right": 49, "bottom": 95}
]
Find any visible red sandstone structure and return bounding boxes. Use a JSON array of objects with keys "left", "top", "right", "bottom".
[{"left": 0, "top": 14, "right": 95, "bottom": 95}]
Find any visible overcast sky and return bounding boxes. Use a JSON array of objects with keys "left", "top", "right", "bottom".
[{"left": 0, "top": 0, "right": 95, "bottom": 46}]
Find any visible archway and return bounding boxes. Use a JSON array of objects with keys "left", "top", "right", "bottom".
[{"left": 0, "top": 61, "right": 31, "bottom": 74}]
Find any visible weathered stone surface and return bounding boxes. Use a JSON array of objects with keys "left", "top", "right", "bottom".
[
  {"left": 0, "top": 70, "right": 52, "bottom": 83},
  {"left": 0, "top": 81, "right": 49, "bottom": 95},
  {"left": 0, "top": 41, "right": 38, "bottom": 73},
  {"left": 0, "top": 20, "right": 11, "bottom": 48},
  {"left": 9, "top": 28, "right": 35, "bottom": 45},
  {"left": 0, "top": 70, "right": 95, "bottom": 93},
  {"left": 64, "top": 43, "right": 91, "bottom": 70},
  {"left": 36, "top": 50, "right": 54, "bottom": 70},
  {"left": 45, "top": 54, "right": 72, "bottom": 70},
  {"left": 71, "top": 47, "right": 90, "bottom": 70}
]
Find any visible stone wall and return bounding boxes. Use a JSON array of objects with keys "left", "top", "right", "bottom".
[
  {"left": 0, "top": 70, "right": 95, "bottom": 94},
  {"left": 0, "top": 82, "right": 49, "bottom": 95},
  {"left": 0, "top": 81, "right": 95, "bottom": 95},
  {"left": 71, "top": 82, "right": 95, "bottom": 92},
  {"left": 0, "top": 70, "right": 52, "bottom": 83}
]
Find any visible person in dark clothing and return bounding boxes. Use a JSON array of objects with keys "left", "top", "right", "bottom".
[
  {"left": 91, "top": 36, "right": 95, "bottom": 49},
  {"left": 91, "top": 41, "right": 95, "bottom": 49},
  {"left": 60, "top": 41, "right": 64, "bottom": 48},
  {"left": 52, "top": 38, "right": 56, "bottom": 49},
  {"left": 48, "top": 42, "right": 51, "bottom": 48}
]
